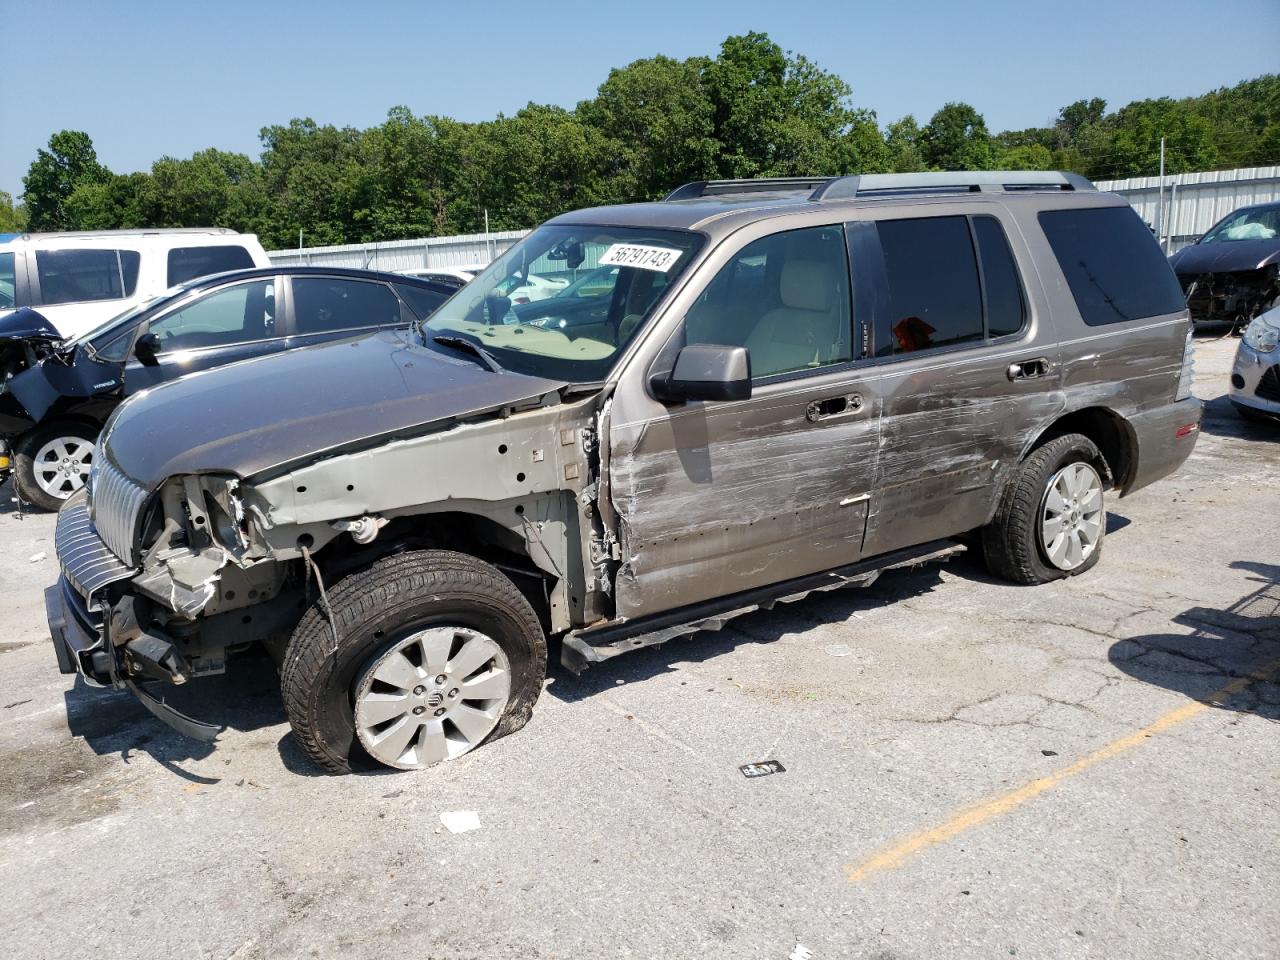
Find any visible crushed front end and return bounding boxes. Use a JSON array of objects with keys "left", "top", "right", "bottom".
[{"left": 1179, "top": 264, "right": 1280, "bottom": 325}]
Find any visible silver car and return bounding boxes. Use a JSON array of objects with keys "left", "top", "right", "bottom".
[{"left": 1229, "top": 305, "right": 1280, "bottom": 421}]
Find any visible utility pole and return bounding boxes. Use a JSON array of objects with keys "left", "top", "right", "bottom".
[{"left": 1156, "top": 137, "right": 1166, "bottom": 251}]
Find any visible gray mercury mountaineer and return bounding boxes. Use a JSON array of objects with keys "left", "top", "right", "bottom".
[{"left": 47, "top": 171, "right": 1202, "bottom": 773}]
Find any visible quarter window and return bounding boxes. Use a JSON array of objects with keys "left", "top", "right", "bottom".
[
  {"left": 166, "top": 245, "right": 257, "bottom": 286},
  {"left": 145, "top": 280, "right": 275, "bottom": 353},
  {"left": 685, "top": 226, "right": 852, "bottom": 379},
  {"left": 35, "top": 248, "right": 141, "bottom": 305},
  {"left": 1039, "top": 206, "right": 1185, "bottom": 326},
  {"left": 292, "top": 278, "right": 403, "bottom": 334}
]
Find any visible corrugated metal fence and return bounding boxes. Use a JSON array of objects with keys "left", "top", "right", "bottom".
[
  {"left": 1096, "top": 166, "right": 1280, "bottom": 253},
  {"left": 268, "top": 166, "right": 1280, "bottom": 268}
]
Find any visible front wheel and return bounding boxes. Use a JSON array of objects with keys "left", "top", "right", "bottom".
[
  {"left": 12, "top": 420, "right": 98, "bottom": 512},
  {"left": 281, "top": 550, "right": 547, "bottom": 774},
  {"left": 982, "top": 433, "right": 1108, "bottom": 585}
]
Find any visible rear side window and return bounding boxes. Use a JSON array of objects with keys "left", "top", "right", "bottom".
[
  {"left": 0, "top": 252, "right": 15, "bottom": 309},
  {"left": 875, "top": 216, "right": 983, "bottom": 355},
  {"left": 35, "top": 249, "right": 141, "bottom": 305},
  {"left": 292, "top": 278, "right": 403, "bottom": 334},
  {"left": 167, "top": 245, "right": 256, "bottom": 286},
  {"left": 393, "top": 282, "right": 449, "bottom": 321},
  {"left": 1039, "top": 206, "right": 1185, "bottom": 325}
]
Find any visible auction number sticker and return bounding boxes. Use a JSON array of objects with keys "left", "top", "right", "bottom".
[{"left": 599, "top": 243, "right": 682, "bottom": 272}]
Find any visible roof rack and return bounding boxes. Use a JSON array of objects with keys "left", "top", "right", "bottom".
[
  {"left": 663, "top": 171, "right": 1095, "bottom": 203},
  {"left": 13, "top": 227, "right": 241, "bottom": 240}
]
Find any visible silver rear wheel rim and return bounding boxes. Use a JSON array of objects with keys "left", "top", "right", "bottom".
[
  {"left": 353, "top": 625, "right": 511, "bottom": 770},
  {"left": 1040, "top": 461, "right": 1104, "bottom": 571},
  {"left": 33, "top": 435, "right": 95, "bottom": 500}
]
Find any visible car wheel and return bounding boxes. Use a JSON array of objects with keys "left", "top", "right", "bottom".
[
  {"left": 982, "top": 433, "right": 1108, "bottom": 585},
  {"left": 281, "top": 550, "right": 547, "bottom": 774},
  {"left": 12, "top": 421, "right": 98, "bottom": 512}
]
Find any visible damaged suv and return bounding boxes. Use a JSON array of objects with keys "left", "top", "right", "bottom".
[{"left": 47, "top": 171, "right": 1202, "bottom": 773}]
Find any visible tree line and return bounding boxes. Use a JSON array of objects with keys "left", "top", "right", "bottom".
[{"left": 4, "top": 33, "right": 1277, "bottom": 248}]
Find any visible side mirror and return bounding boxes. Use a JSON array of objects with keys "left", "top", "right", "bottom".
[
  {"left": 651, "top": 344, "right": 751, "bottom": 403},
  {"left": 134, "top": 332, "right": 161, "bottom": 366}
]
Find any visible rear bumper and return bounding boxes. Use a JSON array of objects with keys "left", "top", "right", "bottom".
[{"left": 1123, "top": 397, "right": 1203, "bottom": 497}]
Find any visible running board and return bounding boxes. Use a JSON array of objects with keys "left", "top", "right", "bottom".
[{"left": 560, "top": 539, "right": 965, "bottom": 674}]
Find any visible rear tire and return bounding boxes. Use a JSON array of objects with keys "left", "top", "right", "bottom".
[
  {"left": 280, "top": 549, "right": 547, "bottom": 774},
  {"left": 982, "top": 433, "right": 1108, "bottom": 585},
  {"left": 12, "top": 420, "right": 98, "bottom": 512}
]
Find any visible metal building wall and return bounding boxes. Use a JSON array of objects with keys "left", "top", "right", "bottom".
[
  {"left": 1096, "top": 166, "right": 1280, "bottom": 253},
  {"left": 266, "top": 229, "right": 530, "bottom": 271}
]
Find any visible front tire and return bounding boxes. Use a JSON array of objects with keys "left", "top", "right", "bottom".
[
  {"left": 982, "top": 433, "right": 1108, "bottom": 585},
  {"left": 12, "top": 420, "right": 98, "bottom": 512},
  {"left": 280, "top": 550, "right": 547, "bottom": 774}
]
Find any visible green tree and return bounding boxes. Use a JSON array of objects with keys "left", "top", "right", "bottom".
[
  {"left": 0, "top": 191, "right": 25, "bottom": 232},
  {"left": 885, "top": 116, "right": 927, "bottom": 172},
  {"left": 64, "top": 172, "right": 147, "bottom": 229},
  {"left": 22, "top": 130, "right": 111, "bottom": 231},
  {"left": 997, "top": 143, "right": 1055, "bottom": 170},
  {"left": 922, "top": 103, "right": 993, "bottom": 170}
]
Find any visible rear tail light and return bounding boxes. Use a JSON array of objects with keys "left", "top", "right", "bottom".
[
  {"left": 1175, "top": 423, "right": 1197, "bottom": 439},
  {"left": 1175, "top": 327, "right": 1195, "bottom": 401}
]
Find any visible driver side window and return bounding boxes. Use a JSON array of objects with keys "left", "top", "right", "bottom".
[
  {"left": 146, "top": 281, "right": 275, "bottom": 353},
  {"left": 685, "top": 226, "right": 852, "bottom": 379}
]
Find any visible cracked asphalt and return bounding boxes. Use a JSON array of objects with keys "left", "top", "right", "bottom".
[{"left": 1, "top": 332, "right": 1277, "bottom": 960}]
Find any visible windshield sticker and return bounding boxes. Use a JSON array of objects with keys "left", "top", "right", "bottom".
[{"left": 598, "top": 243, "right": 682, "bottom": 273}]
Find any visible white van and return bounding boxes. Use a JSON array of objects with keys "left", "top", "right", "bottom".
[{"left": 0, "top": 229, "right": 271, "bottom": 339}]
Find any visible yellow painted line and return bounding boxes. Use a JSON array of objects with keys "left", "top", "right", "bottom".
[{"left": 846, "top": 657, "right": 1280, "bottom": 883}]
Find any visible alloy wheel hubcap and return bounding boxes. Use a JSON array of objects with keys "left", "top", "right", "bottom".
[
  {"left": 33, "top": 436, "right": 94, "bottom": 499},
  {"left": 353, "top": 626, "right": 511, "bottom": 770},
  {"left": 1040, "top": 461, "right": 1104, "bottom": 571}
]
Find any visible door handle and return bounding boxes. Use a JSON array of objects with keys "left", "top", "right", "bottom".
[
  {"left": 1007, "top": 357, "right": 1050, "bottom": 381},
  {"left": 806, "top": 393, "right": 864, "bottom": 422}
]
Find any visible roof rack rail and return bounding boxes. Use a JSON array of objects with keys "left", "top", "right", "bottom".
[
  {"left": 663, "top": 178, "right": 833, "bottom": 201},
  {"left": 662, "top": 171, "right": 1096, "bottom": 203},
  {"left": 809, "top": 171, "right": 1095, "bottom": 201},
  {"left": 13, "top": 227, "right": 241, "bottom": 240}
]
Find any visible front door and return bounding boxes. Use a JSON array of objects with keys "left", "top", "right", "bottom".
[
  {"left": 123, "top": 278, "right": 280, "bottom": 394},
  {"left": 607, "top": 224, "right": 881, "bottom": 621}
]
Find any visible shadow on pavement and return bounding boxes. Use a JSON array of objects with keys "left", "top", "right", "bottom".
[
  {"left": 1108, "top": 560, "right": 1280, "bottom": 720},
  {"left": 65, "top": 648, "right": 286, "bottom": 782},
  {"left": 1198, "top": 393, "right": 1280, "bottom": 443}
]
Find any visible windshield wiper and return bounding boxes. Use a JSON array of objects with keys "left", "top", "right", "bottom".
[{"left": 431, "top": 335, "right": 504, "bottom": 373}]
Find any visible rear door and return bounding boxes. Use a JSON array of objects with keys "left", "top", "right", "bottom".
[
  {"left": 284, "top": 276, "right": 412, "bottom": 349},
  {"left": 849, "top": 206, "right": 1064, "bottom": 557},
  {"left": 606, "top": 223, "right": 883, "bottom": 620},
  {"left": 122, "top": 277, "right": 282, "bottom": 394}
]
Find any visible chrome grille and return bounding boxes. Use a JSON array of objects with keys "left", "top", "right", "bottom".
[
  {"left": 56, "top": 492, "right": 136, "bottom": 607},
  {"left": 88, "top": 456, "right": 148, "bottom": 564}
]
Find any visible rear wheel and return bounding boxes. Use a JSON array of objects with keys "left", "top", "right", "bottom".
[
  {"left": 281, "top": 550, "right": 547, "bottom": 774},
  {"left": 982, "top": 433, "right": 1107, "bottom": 585},
  {"left": 12, "top": 420, "right": 98, "bottom": 512}
]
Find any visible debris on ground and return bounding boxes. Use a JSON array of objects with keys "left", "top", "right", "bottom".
[
  {"left": 440, "top": 810, "right": 482, "bottom": 834},
  {"left": 28, "top": 552, "right": 46, "bottom": 563},
  {"left": 824, "top": 643, "right": 852, "bottom": 657},
  {"left": 740, "top": 760, "right": 786, "bottom": 779}
]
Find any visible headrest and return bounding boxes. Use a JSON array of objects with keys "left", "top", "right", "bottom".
[{"left": 780, "top": 260, "right": 830, "bottom": 312}]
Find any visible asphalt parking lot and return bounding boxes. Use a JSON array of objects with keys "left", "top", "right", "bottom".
[{"left": 0, "top": 332, "right": 1276, "bottom": 960}]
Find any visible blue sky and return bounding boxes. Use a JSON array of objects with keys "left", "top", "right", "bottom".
[{"left": 4, "top": 0, "right": 1278, "bottom": 198}]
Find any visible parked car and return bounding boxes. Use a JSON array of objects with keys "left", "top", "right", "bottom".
[
  {"left": 1169, "top": 201, "right": 1280, "bottom": 326},
  {"left": 1, "top": 267, "right": 454, "bottom": 510},
  {"left": 1229, "top": 304, "right": 1280, "bottom": 422},
  {"left": 46, "top": 171, "right": 1200, "bottom": 773},
  {"left": 0, "top": 228, "right": 271, "bottom": 340},
  {"left": 399, "top": 264, "right": 488, "bottom": 289}
]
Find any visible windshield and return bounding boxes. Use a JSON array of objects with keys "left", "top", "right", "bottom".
[
  {"left": 1201, "top": 204, "right": 1280, "bottom": 244},
  {"left": 423, "top": 225, "right": 703, "bottom": 381}
]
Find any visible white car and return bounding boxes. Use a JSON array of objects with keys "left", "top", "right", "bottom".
[
  {"left": 0, "top": 228, "right": 270, "bottom": 339},
  {"left": 1230, "top": 305, "right": 1280, "bottom": 422},
  {"left": 400, "top": 264, "right": 487, "bottom": 288},
  {"left": 493, "top": 271, "right": 569, "bottom": 304}
]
